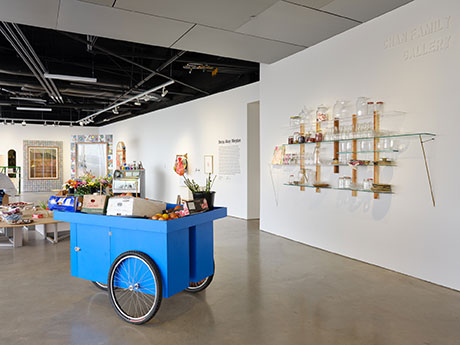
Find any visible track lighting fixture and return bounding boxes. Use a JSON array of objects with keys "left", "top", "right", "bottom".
[
  {"left": 79, "top": 121, "right": 84, "bottom": 126},
  {"left": 134, "top": 99, "right": 141, "bottom": 106},
  {"left": 43, "top": 121, "right": 47, "bottom": 126},
  {"left": 161, "top": 87, "right": 168, "bottom": 97},
  {"left": 112, "top": 107, "right": 119, "bottom": 115},
  {"left": 21, "top": 120, "right": 26, "bottom": 126},
  {"left": 10, "top": 121, "right": 14, "bottom": 125}
]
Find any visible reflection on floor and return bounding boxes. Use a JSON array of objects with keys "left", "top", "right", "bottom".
[{"left": 0, "top": 216, "right": 460, "bottom": 344}]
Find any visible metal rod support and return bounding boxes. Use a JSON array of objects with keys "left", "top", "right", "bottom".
[{"left": 419, "top": 135, "right": 436, "bottom": 207}]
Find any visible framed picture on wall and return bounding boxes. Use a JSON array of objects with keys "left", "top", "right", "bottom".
[
  {"left": 204, "top": 155, "right": 214, "bottom": 174},
  {"left": 28, "top": 146, "right": 59, "bottom": 180}
]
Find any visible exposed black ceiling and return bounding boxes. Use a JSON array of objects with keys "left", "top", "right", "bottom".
[{"left": 0, "top": 22, "right": 259, "bottom": 126}]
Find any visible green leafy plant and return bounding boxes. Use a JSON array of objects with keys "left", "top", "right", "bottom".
[
  {"left": 204, "top": 173, "right": 216, "bottom": 193},
  {"left": 183, "top": 173, "right": 216, "bottom": 193}
]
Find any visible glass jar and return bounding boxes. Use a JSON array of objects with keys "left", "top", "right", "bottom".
[
  {"left": 333, "top": 100, "right": 350, "bottom": 120},
  {"left": 367, "top": 102, "right": 375, "bottom": 117},
  {"left": 315, "top": 131, "right": 323, "bottom": 142},
  {"left": 375, "top": 101, "right": 384, "bottom": 116},
  {"left": 316, "top": 105, "right": 328, "bottom": 122},
  {"left": 356, "top": 97, "right": 369, "bottom": 117},
  {"left": 293, "top": 132, "right": 300, "bottom": 144},
  {"left": 363, "top": 178, "right": 373, "bottom": 190},
  {"left": 338, "top": 177, "right": 345, "bottom": 189},
  {"left": 343, "top": 177, "right": 352, "bottom": 188},
  {"left": 298, "top": 135, "right": 305, "bottom": 144}
]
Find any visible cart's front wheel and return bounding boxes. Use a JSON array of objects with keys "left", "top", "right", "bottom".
[
  {"left": 92, "top": 281, "right": 108, "bottom": 291},
  {"left": 108, "top": 251, "right": 162, "bottom": 325}
]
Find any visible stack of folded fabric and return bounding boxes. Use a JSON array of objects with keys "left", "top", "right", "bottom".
[{"left": 371, "top": 183, "right": 392, "bottom": 193}]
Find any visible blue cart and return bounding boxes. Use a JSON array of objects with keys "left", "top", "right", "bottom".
[{"left": 54, "top": 206, "right": 227, "bottom": 324}]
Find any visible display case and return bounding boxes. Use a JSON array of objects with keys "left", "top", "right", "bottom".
[{"left": 112, "top": 169, "right": 145, "bottom": 198}]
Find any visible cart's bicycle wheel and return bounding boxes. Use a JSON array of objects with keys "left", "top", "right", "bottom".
[
  {"left": 92, "top": 281, "right": 108, "bottom": 291},
  {"left": 185, "top": 261, "right": 214, "bottom": 293},
  {"left": 108, "top": 251, "right": 162, "bottom": 325}
]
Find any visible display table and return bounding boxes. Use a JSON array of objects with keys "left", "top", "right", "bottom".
[
  {"left": 0, "top": 216, "right": 65, "bottom": 247},
  {"left": 53, "top": 207, "right": 227, "bottom": 324}
]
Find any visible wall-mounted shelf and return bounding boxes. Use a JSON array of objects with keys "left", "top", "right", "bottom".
[
  {"left": 284, "top": 183, "right": 394, "bottom": 194},
  {"left": 283, "top": 132, "right": 436, "bottom": 147},
  {"left": 278, "top": 108, "right": 436, "bottom": 205}
]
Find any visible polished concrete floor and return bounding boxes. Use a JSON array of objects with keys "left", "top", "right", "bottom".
[{"left": 1, "top": 216, "right": 460, "bottom": 345}]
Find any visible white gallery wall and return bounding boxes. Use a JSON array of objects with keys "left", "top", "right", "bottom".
[
  {"left": 0, "top": 125, "right": 95, "bottom": 185},
  {"left": 260, "top": 0, "right": 460, "bottom": 290},
  {"left": 100, "top": 83, "right": 259, "bottom": 219}
]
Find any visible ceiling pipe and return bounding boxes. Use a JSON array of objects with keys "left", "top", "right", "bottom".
[
  {"left": 109, "top": 50, "right": 186, "bottom": 106},
  {"left": 62, "top": 33, "right": 208, "bottom": 96},
  {"left": 78, "top": 80, "right": 174, "bottom": 124},
  {"left": 10, "top": 23, "right": 63, "bottom": 103},
  {"left": 1, "top": 23, "right": 58, "bottom": 102},
  {"left": 0, "top": 24, "right": 56, "bottom": 102}
]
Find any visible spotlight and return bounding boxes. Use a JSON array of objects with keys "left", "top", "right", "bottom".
[
  {"left": 3, "top": 120, "right": 7, "bottom": 125},
  {"left": 44, "top": 121, "right": 47, "bottom": 126},
  {"left": 79, "top": 121, "right": 84, "bottom": 126},
  {"left": 52, "top": 122, "right": 56, "bottom": 127},
  {"left": 10, "top": 121, "right": 14, "bottom": 125},
  {"left": 112, "top": 107, "right": 119, "bottom": 115},
  {"left": 70, "top": 122, "right": 73, "bottom": 127},
  {"left": 134, "top": 99, "right": 141, "bottom": 106},
  {"left": 161, "top": 87, "right": 168, "bottom": 97},
  {"left": 21, "top": 120, "right": 26, "bottom": 126}
]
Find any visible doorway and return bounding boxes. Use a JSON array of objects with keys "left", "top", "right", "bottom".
[{"left": 247, "top": 101, "right": 260, "bottom": 219}]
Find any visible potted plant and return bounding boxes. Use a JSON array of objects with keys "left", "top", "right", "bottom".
[{"left": 183, "top": 173, "right": 217, "bottom": 210}]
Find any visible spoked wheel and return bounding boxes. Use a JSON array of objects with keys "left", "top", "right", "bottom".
[
  {"left": 92, "top": 281, "right": 108, "bottom": 291},
  {"left": 108, "top": 251, "right": 162, "bottom": 325},
  {"left": 185, "top": 261, "right": 215, "bottom": 293}
]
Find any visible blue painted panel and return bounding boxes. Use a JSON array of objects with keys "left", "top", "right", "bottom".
[
  {"left": 70, "top": 223, "right": 78, "bottom": 277},
  {"left": 75, "top": 224, "right": 110, "bottom": 284},
  {"left": 189, "top": 222, "right": 214, "bottom": 282},
  {"left": 166, "top": 228, "right": 190, "bottom": 297},
  {"left": 109, "top": 228, "right": 172, "bottom": 296}
]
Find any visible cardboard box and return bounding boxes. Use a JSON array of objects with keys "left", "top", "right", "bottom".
[
  {"left": 107, "top": 197, "right": 166, "bottom": 218},
  {"left": 48, "top": 196, "right": 83, "bottom": 212},
  {"left": 82, "top": 195, "right": 108, "bottom": 214}
]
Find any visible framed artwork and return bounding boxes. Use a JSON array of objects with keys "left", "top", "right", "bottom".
[
  {"left": 28, "top": 146, "right": 59, "bottom": 180},
  {"left": 204, "top": 155, "right": 214, "bottom": 174}
]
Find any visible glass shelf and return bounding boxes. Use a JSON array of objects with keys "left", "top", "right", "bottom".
[
  {"left": 337, "top": 149, "right": 399, "bottom": 154},
  {"left": 283, "top": 132, "right": 435, "bottom": 147},
  {"left": 272, "top": 162, "right": 396, "bottom": 167},
  {"left": 285, "top": 111, "right": 408, "bottom": 131},
  {"left": 284, "top": 183, "right": 394, "bottom": 194}
]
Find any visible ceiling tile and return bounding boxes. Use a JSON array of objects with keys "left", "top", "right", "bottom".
[
  {"left": 171, "top": 25, "right": 305, "bottom": 64},
  {"left": 283, "top": 0, "right": 335, "bottom": 8},
  {"left": 0, "top": 0, "right": 60, "bottom": 29},
  {"left": 113, "top": 0, "right": 279, "bottom": 31},
  {"left": 79, "top": 0, "right": 114, "bottom": 6},
  {"left": 321, "top": 0, "right": 413, "bottom": 22},
  {"left": 236, "top": 1, "right": 358, "bottom": 47},
  {"left": 58, "top": 0, "right": 194, "bottom": 48}
]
